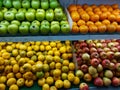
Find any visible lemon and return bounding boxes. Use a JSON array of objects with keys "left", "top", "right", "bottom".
[
  {"left": 24, "top": 42, "right": 30, "bottom": 47},
  {"left": 0, "top": 83, "right": 6, "bottom": 90},
  {"left": 0, "top": 76, "right": 7, "bottom": 83},
  {"left": 17, "top": 78, "right": 25, "bottom": 87},
  {"left": 7, "top": 42, "right": 13, "bottom": 44},
  {"left": 47, "top": 50, "right": 53, "bottom": 55},
  {"left": 7, "top": 73, "right": 14, "bottom": 79},
  {"left": 66, "top": 45, "right": 72, "bottom": 53},
  {"left": 2, "top": 52, "right": 10, "bottom": 59},
  {"left": 62, "top": 66, "right": 69, "bottom": 73},
  {"left": 53, "top": 76, "right": 61, "bottom": 81},
  {"left": 42, "top": 41, "right": 49, "bottom": 46},
  {"left": 55, "top": 63, "right": 62, "bottom": 69},
  {"left": 62, "top": 73, "right": 68, "bottom": 80},
  {"left": 63, "top": 80, "right": 71, "bottom": 88},
  {"left": 52, "top": 47, "right": 57, "bottom": 51},
  {"left": 49, "top": 62, "right": 55, "bottom": 69},
  {"left": 54, "top": 51, "right": 60, "bottom": 56},
  {"left": 13, "top": 64, "right": 19, "bottom": 73},
  {"left": 27, "top": 46, "right": 32, "bottom": 51},
  {"left": 68, "top": 53, "right": 73, "bottom": 59},
  {"left": 7, "top": 78, "right": 16, "bottom": 86},
  {"left": 12, "top": 49, "right": 18, "bottom": 56},
  {"left": 46, "top": 55, "right": 53, "bottom": 63},
  {"left": 35, "top": 41, "right": 41, "bottom": 45},
  {"left": 6, "top": 45, "right": 13, "bottom": 52},
  {"left": 45, "top": 45, "right": 52, "bottom": 51},
  {"left": 9, "top": 84, "right": 19, "bottom": 90},
  {"left": 42, "top": 84, "right": 49, "bottom": 90},
  {"left": 19, "top": 44, "right": 27, "bottom": 50},
  {"left": 0, "top": 46, "right": 2, "bottom": 51},
  {"left": 40, "top": 45, "right": 45, "bottom": 51},
  {"left": 65, "top": 40, "right": 71, "bottom": 45},
  {"left": 69, "top": 63, "right": 75, "bottom": 71},
  {"left": 62, "top": 60, "right": 69, "bottom": 66},
  {"left": 59, "top": 46, "right": 66, "bottom": 53},
  {"left": 0, "top": 57, "right": 4, "bottom": 65},
  {"left": 19, "top": 50, "right": 26, "bottom": 57},
  {"left": 53, "top": 56, "right": 60, "bottom": 63},
  {"left": 1, "top": 49, "right": 6, "bottom": 53},
  {"left": 38, "top": 54, "right": 45, "bottom": 61},
  {"left": 44, "top": 72, "right": 50, "bottom": 78},
  {"left": 50, "top": 86, "right": 57, "bottom": 90},
  {"left": 50, "top": 42, "right": 56, "bottom": 47},
  {"left": 0, "top": 42, "right": 6, "bottom": 46},
  {"left": 53, "top": 69, "right": 61, "bottom": 77},
  {"left": 57, "top": 43, "right": 62, "bottom": 49},
  {"left": 46, "top": 77, "right": 54, "bottom": 85},
  {"left": 55, "top": 80, "right": 63, "bottom": 89},
  {"left": 62, "top": 53, "right": 68, "bottom": 60},
  {"left": 34, "top": 45, "right": 39, "bottom": 51},
  {"left": 11, "top": 44, "right": 16, "bottom": 49},
  {"left": 15, "top": 73, "right": 22, "bottom": 79},
  {"left": 27, "top": 51, "right": 34, "bottom": 57},
  {"left": 25, "top": 80, "right": 33, "bottom": 87},
  {"left": 68, "top": 73, "right": 75, "bottom": 82},
  {"left": 73, "top": 76, "right": 80, "bottom": 85},
  {"left": 36, "top": 52, "right": 42, "bottom": 56},
  {"left": 38, "top": 78, "right": 45, "bottom": 86}
]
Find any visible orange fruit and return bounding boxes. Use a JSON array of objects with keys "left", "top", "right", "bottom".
[
  {"left": 99, "top": 13, "right": 108, "bottom": 20},
  {"left": 68, "top": 4, "right": 77, "bottom": 12},
  {"left": 116, "top": 15, "right": 120, "bottom": 23},
  {"left": 79, "top": 25, "right": 89, "bottom": 34},
  {"left": 71, "top": 11, "right": 80, "bottom": 22},
  {"left": 106, "top": 11, "right": 111, "bottom": 16},
  {"left": 108, "top": 7, "right": 113, "bottom": 12},
  {"left": 85, "top": 7, "right": 93, "bottom": 12},
  {"left": 116, "top": 25, "right": 120, "bottom": 32},
  {"left": 87, "top": 11, "right": 94, "bottom": 16},
  {"left": 102, "top": 19, "right": 111, "bottom": 25},
  {"left": 95, "top": 21, "right": 102, "bottom": 26},
  {"left": 86, "top": 21, "right": 94, "bottom": 26},
  {"left": 77, "top": 8, "right": 84, "bottom": 13},
  {"left": 82, "top": 4, "right": 89, "bottom": 10},
  {"left": 91, "top": 4, "right": 97, "bottom": 9},
  {"left": 107, "top": 24, "right": 116, "bottom": 33},
  {"left": 89, "top": 25, "right": 98, "bottom": 33},
  {"left": 81, "top": 13, "right": 90, "bottom": 21},
  {"left": 108, "top": 14, "right": 116, "bottom": 22},
  {"left": 100, "top": 7, "right": 108, "bottom": 12},
  {"left": 90, "top": 14, "right": 99, "bottom": 22},
  {"left": 94, "top": 7, "right": 101, "bottom": 13},
  {"left": 98, "top": 24, "right": 107, "bottom": 33},
  {"left": 73, "top": 22, "right": 77, "bottom": 26},
  {"left": 95, "top": 11, "right": 102, "bottom": 16},
  {"left": 99, "top": 4, "right": 105, "bottom": 9},
  {"left": 112, "top": 21, "right": 118, "bottom": 27},
  {"left": 112, "top": 4, "right": 119, "bottom": 9},
  {"left": 79, "top": 11, "right": 86, "bottom": 16},
  {"left": 72, "top": 25, "right": 79, "bottom": 33},
  {"left": 77, "top": 20, "right": 85, "bottom": 26},
  {"left": 112, "top": 10, "right": 119, "bottom": 16},
  {"left": 76, "top": 4, "right": 82, "bottom": 9}
]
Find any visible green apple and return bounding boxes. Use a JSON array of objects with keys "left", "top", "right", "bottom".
[
  {"left": 18, "top": 8, "right": 26, "bottom": 13},
  {"left": 36, "top": 71, "right": 44, "bottom": 79},
  {"left": 16, "top": 12, "right": 25, "bottom": 21},
  {"left": 40, "top": 24, "right": 50, "bottom": 35},
  {"left": 28, "top": 8, "right": 36, "bottom": 13},
  {"left": 0, "top": 0, "right": 3, "bottom": 8},
  {"left": 50, "top": 0, "right": 60, "bottom": 9},
  {"left": 22, "top": 0, "right": 30, "bottom": 9},
  {"left": 30, "top": 24, "right": 40, "bottom": 35},
  {"left": 62, "top": 13, "right": 67, "bottom": 21},
  {"left": 46, "top": 9, "right": 54, "bottom": 22},
  {"left": 32, "top": 20, "right": 40, "bottom": 26},
  {"left": 61, "top": 24, "right": 70, "bottom": 34},
  {"left": 0, "top": 24, "right": 7, "bottom": 35},
  {"left": 51, "top": 24, "right": 60, "bottom": 34},
  {"left": 25, "top": 11, "right": 35, "bottom": 21},
  {"left": 31, "top": 0, "right": 40, "bottom": 9},
  {"left": 54, "top": 7, "right": 64, "bottom": 21},
  {"left": 19, "top": 24, "right": 29, "bottom": 35},
  {"left": 51, "top": 21, "right": 59, "bottom": 25},
  {"left": 41, "top": 20, "right": 50, "bottom": 26},
  {"left": 12, "top": 0, "right": 21, "bottom": 9},
  {"left": 8, "top": 24, "right": 18, "bottom": 35},
  {"left": 0, "top": 11, "right": 3, "bottom": 21},
  {"left": 4, "top": 11, "right": 15, "bottom": 21},
  {"left": 0, "top": 20, "right": 10, "bottom": 26},
  {"left": 60, "top": 21, "right": 68, "bottom": 25},
  {"left": 1, "top": 7, "right": 8, "bottom": 13},
  {"left": 36, "top": 9, "right": 45, "bottom": 21},
  {"left": 9, "top": 8, "right": 17, "bottom": 14},
  {"left": 11, "top": 20, "right": 20, "bottom": 26},
  {"left": 3, "top": 0, "right": 12, "bottom": 8},
  {"left": 21, "top": 21, "right": 30, "bottom": 26},
  {"left": 41, "top": 0, "right": 49, "bottom": 10}
]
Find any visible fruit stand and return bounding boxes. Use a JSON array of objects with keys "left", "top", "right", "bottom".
[{"left": 0, "top": 0, "right": 120, "bottom": 90}]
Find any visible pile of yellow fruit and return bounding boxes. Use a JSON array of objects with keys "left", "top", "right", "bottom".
[{"left": 0, "top": 41, "right": 80, "bottom": 90}]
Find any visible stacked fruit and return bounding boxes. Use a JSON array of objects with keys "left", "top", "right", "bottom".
[
  {"left": 74, "top": 39, "right": 120, "bottom": 87},
  {"left": 68, "top": 4, "right": 120, "bottom": 34},
  {"left": 0, "top": 0, "right": 70, "bottom": 36},
  {"left": 0, "top": 41, "right": 82, "bottom": 90}
]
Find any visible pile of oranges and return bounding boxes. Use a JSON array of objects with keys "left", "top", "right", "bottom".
[{"left": 68, "top": 4, "right": 120, "bottom": 34}]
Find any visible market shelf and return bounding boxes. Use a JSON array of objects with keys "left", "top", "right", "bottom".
[{"left": 0, "top": 33, "right": 120, "bottom": 42}]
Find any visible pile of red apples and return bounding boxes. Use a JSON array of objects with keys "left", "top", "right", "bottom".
[{"left": 74, "top": 39, "right": 120, "bottom": 87}]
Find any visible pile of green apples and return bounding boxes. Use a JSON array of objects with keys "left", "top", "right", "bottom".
[{"left": 0, "top": 0, "right": 70, "bottom": 36}]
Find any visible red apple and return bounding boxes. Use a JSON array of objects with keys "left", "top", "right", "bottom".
[
  {"left": 112, "top": 77, "right": 120, "bottom": 86},
  {"left": 86, "top": 40, "right": 93, "bottom": 44},
  {"left": 105, "top": 39, "right": 111, "bottom": 43},
  {"left": 91, "top": 58, "right": 100, "bottom": 67},
  {"left": 81, "top": 64, "right": 88, "bottom": 73},
  {"left": 84, "top": 73, "right": 92, "bottom": 82},
  {"left": 80, "top": 42, "right": 87, "bottom": 48},
  {"left": 111, "top": 47, "right": 118, "bottom": 52},
  {"left": 96, "top": 43, "right": 103, "bottom": 48},
  {"left": 77, "top": 57, "right": 82, "bottom": 66},
  {"left": 115, "top": 63, "right": 120, "bottom": 71},
  {"left": 102, "top": 43, "right": 107, "bottom": 47},
  {"left": 100, "top": 39, "right": 105, "bottom": 43},
  {"left": 91, "top": 52, "right": 99, "bottom": 59},
  {"left": 109, "top": 62, "right": 115, "bottom": 70},
  {"left": 82, "top": 53, "right": 90, "bottom": 61},
  {"left": 108, "top": 42, "right": 115, "bottom": 48},
  {"left": 114, "top": 42, "right": 119, "bottom": 46},
  {"left": 99, "top": 72, "right": 104, "bottom": 78},
  {"left": 93, "top": 40, "right": 99, "bottom": 43},
  {"left": 104, "top": 70, "right": 113, "bottom": 79},
  {"left": 94, "top": 77, "right": 103, "bottom": 87},
  {"left": 76, "top": 49, "right": 83, "bottom": 54},
  {"left": 116, "top": 46, "right": 120, "bottom": 51},
  {"left": 90, "top": 47, "right": 97, "bottom": 53},
  {"left": 115, "top": 71, "right": 120, "bottom": 77},
  {"left": 76, "top": 70, "right": 84, "bottom": 79},
  {"left": 103, "top": 77, "right": 111, "bottom": 86},
  {"left": 82, "top": 47, "right": 89, "bottom": 53},
  {"left": 89, "top": 43, "right": 96, "bottom": 48},
  {"left": 106, "top": 51, "right": 114, "bottom": 60},
  {"left": 111, "top": 59, "right": 117, "bottom": 64},
  {"left": 103, "top": 47, "right": 111, "bottom": 52},
  {"left": 100, "top": 52, "right": 107, "bottom": 59},
  {"left": 102, "top": 59, "right": 110, "bottom": 68},
  {"left": 79, "top": 82, "right": 89, "bottom": 90},
  {"left": 114, "top": 52, "right": 120, "bottom": 59},
  {"left": 97, "top": 48, "right": 104, "bottom": 53}
]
